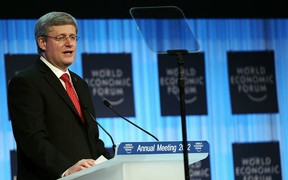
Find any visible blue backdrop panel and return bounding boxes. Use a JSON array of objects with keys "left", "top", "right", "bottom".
[
  {"left": 82, "top": 53, "right": 135, "bottom": 118},
  {"left": 158, "top": 52, "right": 207, "bottom": 116},
  {"left": 232, "top": 141, "right": 282, "bottom": 180},
  {"left": 227, "top": 50, "right": 278, "bottom": 114}
]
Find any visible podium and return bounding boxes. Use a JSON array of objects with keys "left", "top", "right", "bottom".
[{"left": 58, "top": 141, "right": 209, "bottom": 180}]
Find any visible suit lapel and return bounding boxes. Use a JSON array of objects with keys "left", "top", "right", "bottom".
[
  {"left": 36, "top": 60, "right": 83, "bottom": 122},
  {"left": 70, "top": 72, "right": 99, "bottom": 156},
  {"left": 70, "top": 72, "right": 90, "bottom": 124}
]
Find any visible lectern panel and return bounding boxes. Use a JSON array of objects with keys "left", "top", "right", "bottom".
[{"left": 59, "top": 141, "right": 209, "bottom": 180}]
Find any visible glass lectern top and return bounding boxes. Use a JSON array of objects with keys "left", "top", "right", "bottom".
[{"left": 130, "top": 6, "right": 200, "bottom": 54}]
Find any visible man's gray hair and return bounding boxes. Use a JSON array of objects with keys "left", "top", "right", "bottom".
[{"left": 34, "top": 11, "right": 78, "bottom": 54}]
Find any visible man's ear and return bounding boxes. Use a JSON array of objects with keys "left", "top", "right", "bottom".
[{"left": 38, "top": 37, "right": 47, "bottom": 51}]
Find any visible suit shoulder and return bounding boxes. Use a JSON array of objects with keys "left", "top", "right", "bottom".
[{"left": 70, "top": 71, "right": 86, "bottom": 82}]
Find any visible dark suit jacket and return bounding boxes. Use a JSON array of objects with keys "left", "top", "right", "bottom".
[{"left": 8, "top": 58, "right": 111, "bottom": 180}]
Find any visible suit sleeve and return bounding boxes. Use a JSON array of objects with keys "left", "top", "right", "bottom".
[{"left": 8, "top": 76, "right": 73, "bottom": 178}]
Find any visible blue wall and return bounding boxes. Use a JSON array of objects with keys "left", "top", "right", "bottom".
[{"left": 0, "top": 18, "right": 287, "bottom": 180}]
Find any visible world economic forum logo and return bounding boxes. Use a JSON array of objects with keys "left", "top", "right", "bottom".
[
  {"left": 230, "top": 66, "right": 273, "bottom": 102},
  {"left": 123, "top": 143, "right": 134, "bottom": 154}
]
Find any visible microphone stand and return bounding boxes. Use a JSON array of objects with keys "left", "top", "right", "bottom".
[
  {"left": 85, "top": 109, "right": 117, "bottom": 154},
  {"left": 167, "top": 49, "right": 190, "bottom": 180},
  {"left": 103, "top": 100, "right": 159, "bottom": 142}
]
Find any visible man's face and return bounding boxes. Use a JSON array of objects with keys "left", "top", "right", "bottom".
[{"left": 38, "top": 24, "right": 77, "bottom": 71}]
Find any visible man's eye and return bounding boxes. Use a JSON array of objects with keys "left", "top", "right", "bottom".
[{"left": 56, "top": 36, "right": 65, "bottom": 41}]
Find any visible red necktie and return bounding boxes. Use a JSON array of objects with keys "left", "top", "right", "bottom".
[{"left": 60, "top": 73, "right": 84, "bottom": 123}]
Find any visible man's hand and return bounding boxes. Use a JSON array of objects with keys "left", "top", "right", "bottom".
[{"left": 64, "top": 159, "right": 95, "bottom": 176}]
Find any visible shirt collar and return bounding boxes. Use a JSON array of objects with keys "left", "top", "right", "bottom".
[{"left": 40, "top": 56, "right": 71, "bottom": 79}]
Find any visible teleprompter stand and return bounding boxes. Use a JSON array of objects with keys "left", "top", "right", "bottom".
[
  {"left": 129, "top": 6, "right": 200, "bottom": 180},
  {"left": 167, "top": 49, "right": 189, "bottom": 179}
]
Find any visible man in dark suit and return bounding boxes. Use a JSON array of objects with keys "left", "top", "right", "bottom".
[{"left": 7, "top": 11, "right": 111, "bottom": 180}]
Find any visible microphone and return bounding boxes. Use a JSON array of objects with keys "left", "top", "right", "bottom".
[
  {"left": 103, "top": 99, "right": 159, "bottom": 141},
  {"left": 82, "top": 105, "right": 116, "bottom": 154}
]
